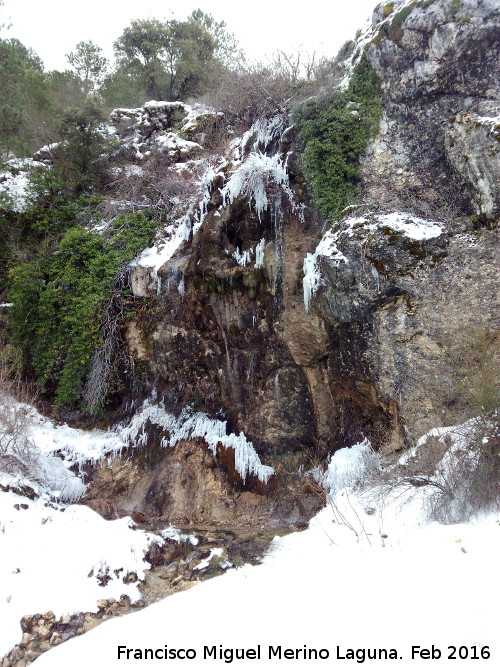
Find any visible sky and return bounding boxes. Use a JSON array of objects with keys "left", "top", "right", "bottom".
[{"left": 1, "top": 0, "right": 378, "bottom": 71}]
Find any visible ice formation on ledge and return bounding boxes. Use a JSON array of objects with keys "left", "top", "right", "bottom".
[
  {"left": 229, "top": 237, "right": 266, "bottom": 268},
  {"left": 232, "top": 247, "right": 253, "bottom": 266},
  {"left": 303, "top": 230, "right": 349, "bottom": 312},
  {"left": 129, "top": 158, "right": 226, "bottom": 289},
  {"left": 119, "top": 400, "right": 274, "bottom": 485},
  {"left": 221, "top": 152, "right": 291, "bottom": 222},
  {"left": 320, "top": 439, "right": 377, "bottom": 496},
  {"left": 221, "top": 116, "right": 304, "bottom": 224}
]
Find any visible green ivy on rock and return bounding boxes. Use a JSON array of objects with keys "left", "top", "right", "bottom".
[{"left": 293, "top": 55, "right": 382, "bottom": 224}]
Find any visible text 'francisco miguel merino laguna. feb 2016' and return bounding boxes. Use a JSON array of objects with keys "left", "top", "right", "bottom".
[{"left": 116, "top": 645, "right": 405, "bottom": 662}]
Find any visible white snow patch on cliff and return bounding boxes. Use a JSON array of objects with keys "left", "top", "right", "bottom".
[{"left": 374, "top": 212, "right": 444, "bottom": 240}]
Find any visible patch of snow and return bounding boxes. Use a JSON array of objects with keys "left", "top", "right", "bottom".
[
  {"left": 374, "top": 212, "right": 444, "bottom": 240},
  {"left": 0, "top": 493, "right": 159, "bottom": 657},
  {"left": 155, "top": 133, "right": 201, "bottom": 157},
  {"left": 193, "top": 548, "right": 224, "bottom": 571},
  {"left": 180, "top": 103, "right": 223, "bottom": 134},
  {"left": 123, "top": 164, "right": 144, "bottom": 177},
  {"left": 0, "top": 158, "right": 45, "bottom": 213},
  {"left": 161, "top": 525, "right": 198, "bottom": 546}
]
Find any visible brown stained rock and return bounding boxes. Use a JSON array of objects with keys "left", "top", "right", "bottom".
[
  {"left": 8, "top": 649, "right": 23, "bottom": 664},
  {"left": 34, "top": 626, "right": 51, "bottom": 641},
  {"left": 18, "top": 635, "right": 31, "bottom": 649}
]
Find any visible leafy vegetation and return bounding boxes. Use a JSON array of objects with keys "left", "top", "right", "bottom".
[
  {"left": 0, "top": 9, "right": 239, "bottom": 158},
  {"left": 293, "top": 55, "right": 382, "bottom": 223},
  {"left": 7, "top": 211, "right": 160, "bottom": 410}
]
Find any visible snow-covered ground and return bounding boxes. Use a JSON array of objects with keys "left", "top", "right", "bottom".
[
  {"left": 1, "top": 403, "right": 498, "bottom": 665},
  {"left": 0, "top": 394, "right": 274, "bottom": 659},
  {"left": 0, "top": 493, "right": 159, "bottom": 658},
  {"left": 33, "top": 484, "right": 499, "bottom": 666}
]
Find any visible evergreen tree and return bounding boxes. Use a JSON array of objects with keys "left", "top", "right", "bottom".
[
  {"left": 0, "top": 38, "right": 51, "bottom": 155},
  {"left": 66, "top": 40, "right": 108, "bottom": 96},
  {"left": 113, "top": 14, "right": 220, "bottom": 101}
]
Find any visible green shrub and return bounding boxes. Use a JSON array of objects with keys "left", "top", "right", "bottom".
[
  {"left": 293, "top": 55, "right": 382, "bottom": 223},
  {"left": 20, "top": 166, "right": 100, "bottom": 241},
  {"left": 392, "top": 5, "right": 413, "bottom": 28},
  {"left": 7, "top": 210, "right": 160, "bottom": 410}
]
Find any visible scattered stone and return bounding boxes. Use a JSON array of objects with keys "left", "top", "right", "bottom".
[
  {"left": 35, "top": 626, "right": 51, "bottom": 641},
  {"left": 123, "top": 571, "right": 138, "bottom": 584}
]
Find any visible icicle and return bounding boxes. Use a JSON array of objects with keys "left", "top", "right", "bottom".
[
  {"left": 117, "top": 400, "right": 274, "bottom": 484},
  {"left": 255, "top": 238, "right": 265, "bottom": 268}
]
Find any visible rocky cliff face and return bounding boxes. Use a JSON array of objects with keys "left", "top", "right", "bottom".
[{"left": 86, "top": 0, "right": 498, "bottom": 526}]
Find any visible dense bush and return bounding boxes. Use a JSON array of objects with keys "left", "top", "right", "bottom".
[
  {"left": 7, "top": 211, "right": 160, "bottom": 410},
  {"left": 293, "top": 55, "right": 382, "bottom": 223}
]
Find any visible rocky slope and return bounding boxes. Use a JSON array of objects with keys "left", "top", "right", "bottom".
[
  {"left": 84, "top": 0, "right": 498, "bottom": 526},
  {"left": 6, "top": 0, "right": 496, "bottom": 530}
]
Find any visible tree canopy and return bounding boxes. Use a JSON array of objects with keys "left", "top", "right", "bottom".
[
  {"left": 66, "top": 40, "right": 109, "bottom": 96},
  {"left": 113, "top": 12, "right": 237, "bottom": 101}
]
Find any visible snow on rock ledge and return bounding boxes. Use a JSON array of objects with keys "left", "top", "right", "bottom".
[{"left": 303, "top": 211, "right": 445, "bottom": 312}]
